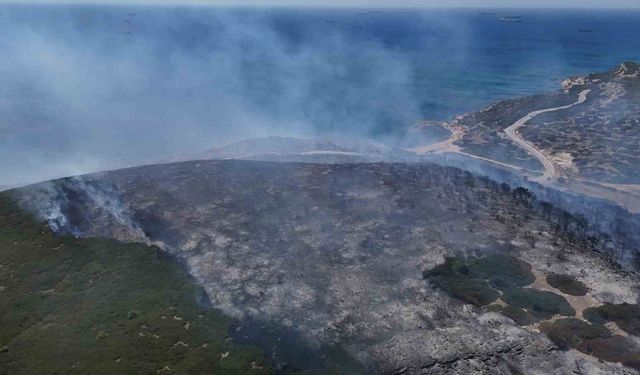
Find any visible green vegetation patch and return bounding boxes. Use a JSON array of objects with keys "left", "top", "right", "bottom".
[
  {"left": 425, "top": 255, "right": 573, "bottom": 321},
  {"left": 502, "top": 288, "right": 575, "bottom": 320},
  {"left": 540, "top": 319, "right": 640, "bottom": 371},
  {"left": 423, "top": 257, "right": 499, "bottom": 306},
  {"left": 484, "top": 304, "right": 503, "bottom": 313},
  {"left": 584, "top": 303, "right": 640, "bottom": 336},
  {"left": 424, "top": 254, "right": 536, "bottom": 307},
  {"left": 0, "top": 193, "right": 273, "bottom": 375},
  {"left": 539, "top": 318, "right": 610, "bottom": 350},
  {"left": 498, "top": 305, "right": 539, "bottom": 326},
  {"left": 546, "top": 273, "right": 588, "bottom": 296},
  {"left": 579, "top": 336, "right": 640, "bottom": 370},
  {"left": 467, "top": 254, "right": 535, "bottom": 290},
  {"left": 425, "top": 254, "right": 640, "bottom": 371}
]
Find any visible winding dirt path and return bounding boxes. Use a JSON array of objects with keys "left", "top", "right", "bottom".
[
  {"left": 409, "top": 124, "right": 464, "bottom": 154},
  {"left": 504, "top": 89, "right": 590, "bottom": 182},
  {"left": 410, "top": 123, "right": 539, "bottom": 173},
  {"left": 408, "top": 89, "right": 640, "bottom": 212}
]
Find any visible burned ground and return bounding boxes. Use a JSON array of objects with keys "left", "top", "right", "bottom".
[
  {"left": 455, "top": 90, "right": 578, "bottom": 173},
  {"left": 452, "top": 62, "right": 640, "bottom": 184},
  {"left": 521, "top": 62, "right": 640, "bottom": 184},
  {"left": 14, "top": 160, "right": 640, "bottom": 374}
]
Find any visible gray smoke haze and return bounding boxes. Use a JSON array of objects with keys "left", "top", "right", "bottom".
[
  {"left": 0, "top": 4, "right": 449, "bottom": 187},
  {"left": 16, "top": 1, "right": 640, "bottom": 8},
  {"left": 3, "top": 5, "right": 638, "bottom": 188}
]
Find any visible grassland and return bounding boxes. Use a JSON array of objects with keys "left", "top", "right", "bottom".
[{"left": 0, "top": 193, "right": 272, "bottom": 375}]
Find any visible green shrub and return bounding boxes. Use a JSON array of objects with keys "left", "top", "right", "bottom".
[
  {"left": 540, "top": 319, "right": 640, "bottom": 371},
  {"left": 484, "top": 304, "right": 504, "bottom": 313},
  {"left": 467, "top": 254, "right": 535, "bottom": 290},
  {"left": 546, "top": 273, "right": 588, "bottom": 296},
  {"left": 583, "top": 306, "right": 607, "bottom": 324},
  {"left": 502, "top": 288, "right": 575, "bottom": 319},
  {"left": 446, "top": 279, "right": 500, "bottom": 307},
  {"left": 499, "top": 306, "right": 538, "bottom": 326},
  {"left": 423, "top": 257, "right": 460, "bottom": 279},
  {"left": 424, "top": 257, "right": 499, "bottom": 307},
  {"left": 539, "top": 318, "right": 610, "bottom": 350},
  {"left": 622, "top": 355, "right": 640, "bottom": 371},
  {"left": 579, "top": 336, "right": 640, "bottom": 366},
  {"left": 584, "top": 303, "right": 640, "bottom": 336}
]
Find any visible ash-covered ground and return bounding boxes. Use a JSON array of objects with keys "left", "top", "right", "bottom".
[
  {"left": 14, "top": 160, "right": 640, "bottom": 374},
  {"left": 454, "top": 62, "right": 640, "bottom": 184},
  {"left": 412, "top": 62, "right": 640, "bottom": 213}
]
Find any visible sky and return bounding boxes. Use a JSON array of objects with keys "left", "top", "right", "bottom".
[{"left": 7, "top": 0, "right": 640, "bottom": 8}]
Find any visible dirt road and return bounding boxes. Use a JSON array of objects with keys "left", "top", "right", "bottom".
[
  {"left": 504, "top": 89, "right": 590, "bottom": 182},
  {"left": 406, "top": 89, "right": 640, "bottom": 212},
  {"left": 409, "top": 124, "right": 464, "bottom": 154}
]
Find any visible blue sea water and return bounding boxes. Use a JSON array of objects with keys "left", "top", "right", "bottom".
[
  {"left": 4, "top": 6, "right": 640, "bottom": 127},
  {"left": 266, "top": 8, "right": 640, "bottom": 120},
  {"left": 1, "top": 5, "right": 640, "bottom": 184}
]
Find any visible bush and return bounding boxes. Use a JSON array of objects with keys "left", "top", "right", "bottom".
[
  {"left": 583, "top": 306, "right": 607, "bottom": 324},
  {"left": 446, "top": 279, "right": 500, "bottom": 307},
  {"left": 579, "top": 336, "right": 640, "bottom": 365},
  {"left": 584, "top": 303, "right": 640, "bottom": 336},
  {"left": 424, "top": 257, "right": 499, "bottom": 307},
  {"left": 484, "top": 304, "right": 503, "bottom": 313},
  {"left": 467, "top": 254, "right": 535, "bottom": 290},
  {"left": 546, "top": 273, "right": 588, "bottom": 296},
  {"left": 539, "top": 318, "right": 610, "bottom": 350},
  {"left": 622, "top": 355, "right": 640, "bottom": 371},
  {"left": 423, "top": 257, "right": 460, "bottom": 279},
  {"left": 499, "top": 305, "right": 538, "bottom": 326},
  {"left": 502, "top": 288, "right": 575, "bottom": 319}
]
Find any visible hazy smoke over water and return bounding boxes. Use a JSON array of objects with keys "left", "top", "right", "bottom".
[
  {"left": 1, "top": 5, "right": 639, "bottom": 187},
  {"left": 0, "top": 5, "right": 430, "bottom": 186}
]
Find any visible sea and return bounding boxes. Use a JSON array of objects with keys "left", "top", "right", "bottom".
[
  {"left": 258, "top": 8, "right": 640, "bottom": 121},
  {"left": 1, "top": 5, "right": 640, "bottom": 183},
  {"left": 2, "top": 4, "right": 640, "bottom": 369}
]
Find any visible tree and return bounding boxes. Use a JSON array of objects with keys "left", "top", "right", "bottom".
[
  {"left": 574, "top": 214, "right": 589, "bottom": 241},
  {"left": 586, "top": 235, "right": 600, "bottom": 251},
  {"left": 549, "top": 223, "right": 562, "bottom": 245},
  {"left": 601, "top": 233, "right": 616, "bottom": 263},
  {"left": 558, "top": 210, "right": 573, "bottom": 232},
  {"left": 463, "top": 171, "right": 475, "bottom": 188},
  {"left": 500, "top": 182, "right": 511, "bottom": 195},
  {"left": 540, "top": 201, "right": 553, "bottom": 222},
  {"left": 524, "top": 231, "right": 536, "bottom": 249},
  {"left": 512, "top": 187, "right": 535, "bottom": 208}
]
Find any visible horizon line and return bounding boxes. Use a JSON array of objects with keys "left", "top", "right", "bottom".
[{"left": 2, "top": 1, "right": 639, "bottom": 9}]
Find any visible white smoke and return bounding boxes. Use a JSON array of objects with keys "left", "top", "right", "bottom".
[
  {"left": 18, "top": 175, "right": 148, "bottom": 241},
  {"left": 22, "top": 181, "right": 71, "bottom": 233},
  {"left": 0, "top": 5, "right": 433, "bottom": 187},
  {"left": 69, "top": 176, "right": 144, "bottom": 235}
]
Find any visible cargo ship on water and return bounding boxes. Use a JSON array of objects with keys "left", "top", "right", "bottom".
[{"left": 500, "top": 15, "right": 523, "bottom": 23}]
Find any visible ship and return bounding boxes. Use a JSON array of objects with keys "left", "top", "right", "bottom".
[{"left": 500, "top": 16, "right": 524, "bottom": 23}]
